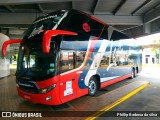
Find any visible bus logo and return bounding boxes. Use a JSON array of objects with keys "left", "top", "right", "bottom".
[
  {"left": 18, "top": 82, "right": 34, "bottom": 88},
  {"left": 83, "top": 23, "right": 90, "bottom": 32}
]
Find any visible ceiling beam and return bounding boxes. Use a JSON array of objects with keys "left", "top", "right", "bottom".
[
  {"left": 37, "top": 4, "right": 44, "bottom": 13},
  {"left": 0, "top": 12, "right": 143, "bottom": 25},
  {"left": 92, "top": 15, "right": 143, "bottom": 25},
  {"left": 120, "top": 25, "right": 142, "bottom": 32},
  {"left": 0, "top": 13, "right": 43, "bottom": 25},
  {"left": 91, "top": 0, "right": 99, "bottom": 15},
  {"left": 0, "top": 0, "right": 83, "bottom": 5},
  {"left": 3, "top": 5, "right": 14, "bottom": 12},
  {"left": 71, "top": 1, "right": 74, "bottom": 9},
  {"left": 0, "top": 24, "right": 30, "bottom": 28},
  {"left": 144, "top": 3, "right": 160, "bottom": 15},
  {"left": 131, "top": 0, "right": 152, "bottom": 15},
  {"left": 113, "top": 0, "right": 127, "bottom": 15},
  {"left": 144, "top": 6, "right": 160, "bottom": 24}
]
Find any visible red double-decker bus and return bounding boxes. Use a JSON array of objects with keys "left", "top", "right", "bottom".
[{"left": 2, "top": 9, "right": 142, "bottom": 105}]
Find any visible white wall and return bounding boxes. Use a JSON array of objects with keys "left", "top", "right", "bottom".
[
  {"left": 142, "top": 48, "right": 157, "bottom": 64},
  {"left": 0, "top": 33, "right": 10, "bottom": 78}
]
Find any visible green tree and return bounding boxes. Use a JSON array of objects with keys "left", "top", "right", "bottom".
[
  {"left": 151, "top": 39, "right": 160, "bottom": 63},
  {"left": 128, "top": 54, "right": 138, "bottom": 60}
]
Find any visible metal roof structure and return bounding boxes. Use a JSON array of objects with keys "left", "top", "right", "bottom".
[
  {"left": 0, "top": 0, "right": 160, "bottom": 36},
  {"left": 0, "top": 0, "right": 160, "bottom": 52}
]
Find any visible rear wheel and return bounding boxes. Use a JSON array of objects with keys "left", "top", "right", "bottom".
[
  {"left": 88, "top": 77, "right": 97, "bottom": 96},
  {"left": 134, "top": 68, "right": 137, "bottom": 77},
  {"left": 130, "top": 68, "right": 135, "bottom": 79}
]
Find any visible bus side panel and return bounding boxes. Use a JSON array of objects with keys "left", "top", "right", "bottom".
[
  {"left": 59, "top": 69, "right": 89, "bottom": 103},
  {"left": 76, "top": 40, "right": 104, "bottom": 97},
  {"left": 59, "top": 70, "right": 77, "bottom": 103},
  {"left": 97, "top": 32, "right": 140, "bottom": 88},
  {"left": 60, "top": 39, "right": 105, "bottom": 98},
  {"left": 76, "top": 53, "right": 92, "bottom": 98},
  {"left": 35, "top": 75, "right": 62, "bottom": 105},
  {"left": 100, "top": 74, "right": 131, "bottom": 88},
  {"left": 76, "top": 68, "right": 89, "bottom": 98},
  {"left": 17, "top": 75, "right": 62, "bottom": 105}
]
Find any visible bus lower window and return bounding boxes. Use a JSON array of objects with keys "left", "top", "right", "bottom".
[
  {"left": 60, "top": 51, "right": 75, "bottom": 73},
  {"left": 76, "top": 51, "right": 86, "bottom": 68}
]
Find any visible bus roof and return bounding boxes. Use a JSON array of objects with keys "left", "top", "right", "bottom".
[{"left": 35, "top": 9, "right": 106, "bottom": 26}]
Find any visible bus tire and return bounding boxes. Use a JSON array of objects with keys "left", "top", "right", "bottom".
[
  {"left": 134, "top": 68, "right": 137, "bottom": 77},
  {"left": 130, "top": 68, "right": 135, "bottom": 79},
  {"left": 88, "top": 77, "right": 98, "bottom": 96}
]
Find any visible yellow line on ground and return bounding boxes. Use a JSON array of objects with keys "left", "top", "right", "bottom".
[
  {"left": 85, "top": 83, "right": 150, "bottom": 120},
  {"left": 95, "top": 80, "right": 139, "bottom": 98}
]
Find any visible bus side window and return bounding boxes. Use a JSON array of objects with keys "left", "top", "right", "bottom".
[
  {"left": 60, "top": 51, "right": 75, "bottom": 73},
  {"left": 100, "top": 52, "right": 110, "bottom": 68},
  {"left": 110, "top": 30, "right": 131, "bottom": 66},
  {"left": 76, "top": 51, "right": 86, "bottom": 68}
]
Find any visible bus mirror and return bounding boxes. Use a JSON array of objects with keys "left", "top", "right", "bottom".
[
  {"left": 42, "top": 30, "right": 78, "bottom": 54},
  {"left": 2, "top": 39, "right": 22, "bottom": 57}
]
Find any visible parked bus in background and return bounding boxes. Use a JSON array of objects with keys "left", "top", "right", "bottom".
[{"left": 2, "top": 9, "right": 142, "bottom": 105}]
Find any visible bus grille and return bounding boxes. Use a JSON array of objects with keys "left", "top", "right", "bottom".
[{"left": 17, "top": 80, "right": 39, "bottom": 94}]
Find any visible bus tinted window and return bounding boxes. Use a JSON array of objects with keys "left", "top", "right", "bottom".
[
  {"left": 100, "top": 26, "right": 109, "bottom": 39},
  {"left": 24, "top": 11, "right": 67, "bottom": 38},
  {"left": 61, "top": 40, "right": 89, "bottom": 51},
  {"left": 60, "top": 51, "right": 75, "bottom": 73},
  {"left": 88, "top": 19, "right": 104, "bottom": 37},
  {"left": 65, "top": 13, "right": 104, "bottom": 37},
  {"left": 17, "top": 43, "right": 56, "bottom": 81},
  {"left": 111, "top": 30, "right": 131, "bottom": 41},
  {"left": 65, "top": 14, "right": 89, "bottom": 32}
]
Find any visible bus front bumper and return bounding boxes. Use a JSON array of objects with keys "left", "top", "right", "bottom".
[{"left": 17, "top": 87, "right": 62, "bottom": 105}]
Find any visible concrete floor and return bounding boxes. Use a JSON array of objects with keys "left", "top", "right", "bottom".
[
  {"left": 97, "top": 64, "right": 160, "bottom": 120},
  {"left": 0, "top": 64, "right": 160, "bottom": 120}
]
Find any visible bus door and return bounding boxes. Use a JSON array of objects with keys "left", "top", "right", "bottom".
[{"left": 59, "top": 50, "right": 77, "bottom": 103}]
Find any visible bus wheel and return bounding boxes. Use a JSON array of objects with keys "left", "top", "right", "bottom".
[
  {"left": 134, "top": 69, "right": 137, "bottom": 77},
  {"left": 130, "top": 68, "right": 135, "bottom": 79},
  {"left": 88, "top": 77, "right": 97, "bottom": 96}
]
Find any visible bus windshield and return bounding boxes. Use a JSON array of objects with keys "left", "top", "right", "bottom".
[
  {"left": 17, "top": 43, "right": 56, "bottom": 81},
  {"left": 24, "top": 10, "right": 67, "bottom": 38}
]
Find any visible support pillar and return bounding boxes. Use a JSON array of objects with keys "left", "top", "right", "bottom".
[{"left": 144, "top": 23, "right": 151, "bottom": 34}]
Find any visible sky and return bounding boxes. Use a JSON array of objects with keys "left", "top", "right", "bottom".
[{"left": 136, "top": 33, "right": 160, "bottom": 46}]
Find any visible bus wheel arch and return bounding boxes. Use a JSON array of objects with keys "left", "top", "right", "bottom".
[{"left": 88, "top": 75, "right": 100, "bottom": 96}]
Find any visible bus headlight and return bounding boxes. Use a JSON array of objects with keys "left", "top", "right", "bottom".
[{"left": 39, "top": 84, "right": 56, "bottom": 94}]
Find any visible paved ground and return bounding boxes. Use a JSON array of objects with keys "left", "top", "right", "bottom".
[
  {"left": 0, "top": 64, "right": 160, "bottom": 120},
  {"left": 97, "top": 64, "right": 160, "bottom": 120}
]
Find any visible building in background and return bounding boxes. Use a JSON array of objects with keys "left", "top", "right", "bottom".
[
  {"left": 137, "top": 33, "right": 160, "bottom": 64},
  {"left": 142, "top": 48, "right": 160, "bottom": 64}
]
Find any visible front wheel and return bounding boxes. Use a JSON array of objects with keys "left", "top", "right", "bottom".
[{"left": 88, "top": 77, "right": 97, "bottom": 96}]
